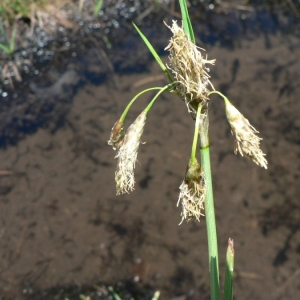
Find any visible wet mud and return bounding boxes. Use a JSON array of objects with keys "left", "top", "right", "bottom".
[{"left": 0, "top": 3, "right": 300, "bottom": 300}]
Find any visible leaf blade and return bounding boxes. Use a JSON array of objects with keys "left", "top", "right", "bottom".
[
  {"left": 133, "top": 23, "right": 173, "bottom": 82},
  {"left": 179, "top": 0, "right": 195, "bottom": 43}
]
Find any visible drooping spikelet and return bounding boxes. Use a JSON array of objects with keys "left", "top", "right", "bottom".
[
  {"left": 177, "top": 159, "right": 206, "bottom": 225},
  {"left": 165, "top": 21, "right": 215, "bottom": 110},
  {"left": 115, "top": 110, "right": 147, "bottom": 195},
  {"left": 225, "top": 99, "right": 268, "bottom": 169},
  {"left": 108, "top": 119, "right": 125, "bottom": 151}
]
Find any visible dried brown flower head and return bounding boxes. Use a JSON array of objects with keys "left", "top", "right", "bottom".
[
  {"left": 108, "top": 119, "right": 125, "bottom": 151},
  {"left": 165, "top": 21, "right": 215, "bottom": 111},
  {"left": 115, "top": 111, "right": 147, "bottom": 195},
  {"left": 225, "top": 99, "right": 268, "bottom": 169},
  {"left": 177, "top": 160, "right": 206, "bottom": 224}
]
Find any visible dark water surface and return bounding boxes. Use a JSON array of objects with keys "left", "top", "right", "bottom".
[{"left": 0, "top": 3, "right": 300, "bottom": 300}]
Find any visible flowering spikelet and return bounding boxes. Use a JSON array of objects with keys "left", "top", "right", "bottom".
[
  {"left": 115, "top": 110, "right": 147, "bottom": 195},
  {"left": 165, "top": 21, "right": 215, "bottom": 110},
  {"left": 108, "top": 119, "right": 125, "bottom": 151},
  {"left": 225, "top": 99, "right": 268, "bottom": 169},
  {"left": 177, "top": 159, "right": 206, "bottom": 225}
]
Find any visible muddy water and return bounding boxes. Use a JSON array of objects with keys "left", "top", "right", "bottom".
[{"left": 0, "top": 6, "right": 300, "bottom": 300}]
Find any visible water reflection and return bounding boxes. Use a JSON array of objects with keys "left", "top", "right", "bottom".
[{"left": 0, "top": 3, "right": 299, "bottom": 299}]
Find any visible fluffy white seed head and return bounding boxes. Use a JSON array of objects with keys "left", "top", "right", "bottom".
[
  {"left": 225, "top": 99, "right": 268, "bottom": 169},
  {"left": 165, "top": 21, "right": 215, "bottom": 111},
  {"left": 115, "top": 111, "right": 147, "bottom": 195},
  {"left": 177, "top": 160, "right": 206, "bottom": 225}
]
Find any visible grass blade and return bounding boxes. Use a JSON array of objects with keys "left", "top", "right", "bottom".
[
  {"left": 179, "top": 0, "right": 195, "bottom": 43},
  {"left": 108, "top": 287, "right": 122, "bottom": 300},
  {"left": 223, "top": 238, "right": 234, "bottom": 300},
  {"left": 9, "top": 27, "right": 17, "bottom": 54},
  {"left": 0, "top": 43, "right": 10, "bottom": 54},
  {"left": 0, "top": 21, "right": 8, "bottom": 44},
  {"left": 94, "top": 0, "right": 104, "bottom": 16},
  {"left": 151, "top": 291, "right": 160, "bottom": 300},
  {"left": 133, "top": 23, "right": 173, "bottom": 82}
]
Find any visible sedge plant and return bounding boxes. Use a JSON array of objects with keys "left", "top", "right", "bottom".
[{"left": 108, "top": 1, "right": 267, "bottom": 299}]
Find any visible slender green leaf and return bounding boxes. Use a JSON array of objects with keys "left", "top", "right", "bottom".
[
  {"left": 133, "top": 23, "right": 173, "bottom": 82},
  {"left": 179, "top": 0, "right": 195, "bottom": 43},
  {"left": 94, "top": 0, "right": 104, "bottom": 16},
  {"left": 0, "top": 22, "right": 8, "bottom": 45},
  {"left": 223, "top": 238, "right": 234, "bottom": 300},
  {"left": 9, "top": 27, "right": 17, "bottom": 54},
  {"left": 108, "top": 287, "right": 122, "bottom": 300},
  {"left": 0, "top": 43, "right": 10, "bottom": 54},
  {"left": 151, "top": 291, "right": 160, "bottom": 300}
]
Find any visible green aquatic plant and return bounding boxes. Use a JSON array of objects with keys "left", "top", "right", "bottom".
[
  {"left": 0, "top": 0, "right": 48, "bottom": 21},
  {"left": 108, "top": 0, "right": 267, "bottom": 299},
  {"left": 94, "top": 0, "right": 104, "bottom": 16},
  {"left": 0, "top": 23, "right": 17, "bottom": 55},
  {"left": 105, "top": 287, "right": 160, "bottom": 300}
]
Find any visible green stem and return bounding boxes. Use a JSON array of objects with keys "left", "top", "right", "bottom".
[
  {"left": 120, "top": 87, "right": 164, "bottom": 121},
  {"left": 190, "top": 104, "right": 202, "bottom": 163},
  {"left": 120, "top": 83, "right": 176, "bottom": 121},
  {"left": 207, "top": 91, "right": 230, "bottom": 106},
  {"left": 199, "top": 114, "right": 220, "bottom": 300},
  {"left": 145, "top": 83, "right": 176, "bottom": 114}
]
